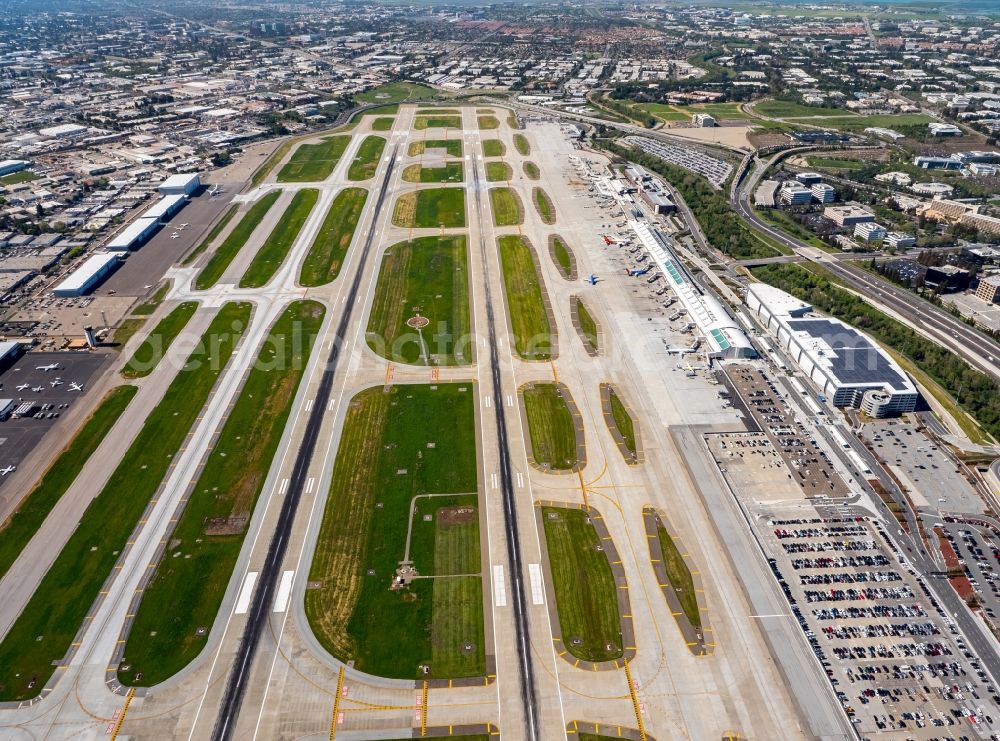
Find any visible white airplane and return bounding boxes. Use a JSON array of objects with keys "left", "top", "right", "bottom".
[
  {"left": 50, "top": 379, "right": 62, "bottom": 387},
  {"left": 31, "top": 386, "right": 44, "bottom": 393},
  {"left": 171, "top": 233, "right": 180, "bottom": 239},
  {"left": 209, "top": 185, "right": 221, "bottom": 196},
  {"left": 36, "top": 363, "right": 58, "bottom": 372},
  {"left": 69, "top": 382, "right": 84, "bottom": 392},
  {"left": 16, "top": 383, "right": 29, "bottom": 391},
  {"left": 0, "top": 465, "right": 15, "bottom": 476},
  {"left": 179, "top": 223, "right": 188, "bottom": 229}
]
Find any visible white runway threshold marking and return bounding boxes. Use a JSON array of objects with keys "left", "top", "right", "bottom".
[
  {"left": 235, "top": 571, "right": 258, "bottom": 615},
  {"left": 493, "top": 565, "right": 507, "bottom": 608},
  {"left": 528, "top": 563, "right": 545, "bottom": 606},
  {"left": 273, "top": 570, "right": 295, "bottom": 613},
  {"left": 278, "top": 478, "right": 289, "bottom": 495}
]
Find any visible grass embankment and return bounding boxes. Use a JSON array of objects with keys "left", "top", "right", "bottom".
[
  {"left": 277, "top": 135, "right": 350, "bottom": 182},
  {"left": 392, "top": 188, "right": 466, "bottom": 228},
  {"left": 489, "top": 187, "right": 523, "bottom": 227},
  {"left": 119, "top": 301, "right": 324, "bottom": 687},
  {"left": 0, "top": 386, "right": 137, "bottom": 582},
  {"left": 497, "top": 235, "right": 553, "bottom": 360},
  {"left": 366, "top": 236, "right": 471, "bottom": 366},
  {"left": 0, "top": 303, "right": 251, "bottom": 701},
  {"left": 415, "top": 115, "right": 462, "bottom": 130},
  {"left": 574, "top": 297, "right": 598, "bottom": 354},
  {"left": 486, "top": 162, "right": 512, "bottom": 182},
  {"left": 656, "top": 524, "right": 700, "bottom": 629},
  {"left": 240, "top": 188, "right": 319, "bottom": 288},
  {"left": 121, "top": 302, "right": 198, "bottom": 378},
  {"left": 533, "top": 187, "right": 556, "bottom": 224},
  {"left": 195, "top": 191, "right": 281, "bottom": 290},
  {"left": 402, "top": 162, "right": 464, "bottom": 183},
  {"left": 542, "top": 507, "right": 624, "bottom": 662},
  {"left": 305, "top": 383, "right": 484, "bottom": 680},
  {"left": 299, "top": 187, "right": 367, "bottom": 286},
  {"left": 371, "top": 117, "right": 394, "bottom": 132},
  {"left": 409, "top": 139, "right": 462, "bottom": 158},
  {"left": 348, "top": 136, "right": 386, "bottom": 181},
  {"left": 550, "top": 235, "right": 574, "bottom": 279},
  {"left": 478, "top": 115, "right": 500, "bottom": 130},
  {"left": 523, "top": 161, "right": 540, "bottom": 180},
  {"left": 752, "top": 263, "right": 1000, "bottom": 444},
  {"left": 522, "top": 383, "right": 578, "bottom": 470},
  {"left": 607, "top": 387, "right": 637, "bottom": 458},
  {"left": 513, "top": 134, "right": 530, "bottom": 156},
  {"left": 482, "top": 139, "right": 504, "bottom": 157},
  {"left": 182, "top": 205, "right": 237, "bottom": 266}
]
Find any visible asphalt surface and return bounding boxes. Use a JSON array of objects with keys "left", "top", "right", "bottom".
[
  {"left": 210, "top": 146, "right": 399, "bottom": 741},
  {"left": 469, "top": 147, "right": 541, "bottom": 740}
]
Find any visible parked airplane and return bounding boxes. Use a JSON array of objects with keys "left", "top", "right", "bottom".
[
  {"left": 31, "top": 386, "right": 44, "bottom": 392},
  {"left": 179, "top": 223, "right": 189, "bottom": 229},
  {"left": 209, "top": 185, "right": 222, "bottom": 196},
  {"left": 50, "top": 379, "right": 62, "bottom": 387},
  {"left": 626, "top": 266, "right": 651, "bottom": 277},
  {"left": 170, "top": 233, "right": 180, "bottom": 239},
  {"left": 0, "top": 465, "right": 15, "bottom": 476},
  {"left": 69, "top": 382, "right": 84, "bottom": 392},
  {"left": 584, "top": 274, "right": 599, "bottom": 285},
  {"left": 16, "top": 383, "right": 29, "bottom": 391},
  {"left": 36, "top": 363, "right": 58, "bottom": 372}
]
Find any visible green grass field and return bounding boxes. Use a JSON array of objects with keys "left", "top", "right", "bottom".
[
  {"left": 182, "top": 205, "right": 238, "bottom": 266},
  {"left": 486, "top": 161, "right": 512, "bottom": 182},
  {"left": 533, "top": 187, "right": 556, "bottom": 225},
  {"left": 808, "top": 156, "right": 866, "bottom": 170},
  {"left": 414, "top": 115, "right": 462, "bottom": 130},
  {"left": 409, "top": 139, "right": 462, "bottom": 158},
  {"left": 541, "top": 507, "right": 624, "bottom": 662},
  {"left": 785, "top": 113, "right": 934, "bottom": 132},
  {"left": 371, "top": 117, "right": 394, "bottom": 131},
  {"left": 608, "top": 387, "right": 637, "bottom": 458},
  {"left": 402, "top": 162, "right": 464, "bottom": 183},
  {"left": 478, "top": 114, "right": 500, "bottom": 130},
  {"left": 482, "top": 139, "right": 504, "bottom": 158},
  {"left": 0, "top": 386, "right": 137, "bottom": 583},
  {"left": 305, "top": 383, "right": 484, "bottom": 680},
  {"left": 754, "top": 99, "right": 846, "bottom": 119},
  {"left": 195, "top": 191, "right": 281, "bottom": 290},
  {"left": 574, "top": 297, "right": 598, "bottom": 354},
  {"left": 656, "top": 524, "right": 700, "bottom": 629},
  {"left": 366, "top": 236, "right": 471, "bottom": 366},
  {"left": 240, "top": 189, "right": 318, "bottom": 288},
  {"left": 121, "top": 302, "right": 198, "bottom": 378},
  {"left": 300, "top": 187, "right": 368, "bottom": 287},
  {"left": 119, "top": 301, "right": 324, "bottom": 687},
  {"left": 0, "top": 170, "right": 38, "bottom": 184},
  {"left": 131, "top": 282, "right": 169, "bottom": 315},
  {"left": 392, "top": 188, "right": 466, "bottom": 228},
  {"left": 550, "top": 235, "right": 574, "bottom": 279},
  {"left": 111, "top": 318, "right": 144, "bottom": 348},
  {"left": 523, "top": 161, "right": 540, "bottom": 180},
  {"left": 497, "top": 235, "right": 553, "bottom": 360},
  {"left": 277, "top": 135, "right": 350, "bottom": 182},
  {"left": 522, "top": 383, "right": 578, "bottom": 470},
  {"left": 636, "top": 101, "right": 752, "bottom": 122},
  {"left": 0, "top": 303, "right": 251, "bottom": 701},
  {"left": 489, "top": 187, "right": 523, "bottom": 227},
  {"left": 355, "top": 81, "right": 442, "bottom": 105},
  {"left": 513, "top": 134, "right": 530, "bottom": 156},
  {"left": 348, "top": 136, "right": 386, "bottom": 181},
  {"left": 417, "top": 108, "right": 461, "bottom": 115}
]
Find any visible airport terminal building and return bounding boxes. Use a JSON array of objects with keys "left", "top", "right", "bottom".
[{"left": 746, "top": 284, "right": 918, "bottom": 417}]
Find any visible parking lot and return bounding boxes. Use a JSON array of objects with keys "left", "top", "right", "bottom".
[
  {"left": 0, "top": 351, "right": 109, "bottom": 488},
  {"left": 622, "top": 135, "right": 734, "bottom": 187},
  {"left": 760, "top": 516, "right": 1000, "bottom": 739},
  {"left": 939, "top": 520, "right": 1000, "bottom": 627}
]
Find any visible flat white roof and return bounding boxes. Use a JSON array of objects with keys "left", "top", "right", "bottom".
[
  {"left": 748, "top": 283, "right": 812, "bottom": 318},
  {"left": 142, "top": 194, "right": 187, "bottom": 220},
  {"left": 54, "top": 253, "right": 120, "bottom": 292},
  {"left": 107, "top": 216, "right": 159, "bottom": 249},
  {"left": 160, "top": 172, "right": 201, "bottom": 189}
]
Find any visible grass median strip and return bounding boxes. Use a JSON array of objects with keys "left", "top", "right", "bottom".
[
  {"left": 482, "top": 139, "right": 504, "bottom": 157},
  {"left": 541, "top": 507, "right": 624, "bottom": 662},
  {"left": 182, "top": 205, "right": 237, "bottom": 266},
  {"left": 522, "top": 383, "right": 578, "bottom": 470},
  {"left": 121, "top": 302, "right": 198, "bottom": 379},
  {"left": 513, "top": 133, "right": 530, "bottom": 156},
  {"left": 523, "top": 161, "right": 540, "bottom": 180},
  {"left": 533, "top": 187, "right": 556, "bottom": 224},
  {"left": 366, "top": 235, "right": 471, "bottom": 366},
  {"left": 574, "top": 297, "right": 598, "bottom": 354},
  {"left": 656, "top": 523, "right": 700, "bottom": 629},
  {"left": 347, "top": 136, "right": 386, "bottom": 181},
  {"left": 478, "top": 114, "right": 500, "bottom": 129},
  {"left": 195, "top": 191, "right": 281, "bottom": 290},
  {"left": 550, "top": 235, "right": 574, "bottom": 279},
  {"left": 240, "top": 188, "right": 319, "bottom": 288},
  {"left": 299, "top": 187, "right": 367, "bottom": 287},
  {"left": 0, "top": 385, "right": 137, "bottom": 583},
  {"left": 489, "top": 187, "right": 523, "bottom": 227},
  {"left": 371, "top": 117, "right": 394, "bottom": 131},
  {"left": 392, "top": 187, "right": 466, "bottom": 229},
  {"left": 0, "top": 302, "right": 251, "bottom": 701},
  {"left": 132, "top": 282, "right": 169, "bottom": 315},
  {"left": 119, "top": 300, "right": 324, "bottom": 687},
  {"left": 277, "top": 135, "right": 350, "bottom": 182},
  {"left": 497, "top": 235, "right": 553, "bottom": 360},
  {"left": 409, "top": 139, "right": 462, "bottom": 158},
  {"left": 305, "top": 383, "right": 484, "bottom": 680},
  {"left": 607, "top": 387, "right": 637, "bottom": 458},
  {"left": 402, "top": 162, "right": 464, "bottom": 183},
  {"left": 486, "top": 161, "right": 511, "bottom": 182},
  {"left": 414, "top": 115, "right": 462, "bottom": 130}
]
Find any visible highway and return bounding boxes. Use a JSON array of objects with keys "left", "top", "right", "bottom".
[{"left": 210, "top": 147, "right": 399, "bottom": 741}]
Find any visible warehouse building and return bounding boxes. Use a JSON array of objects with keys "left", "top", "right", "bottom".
[
  {"left": 0, "top": 341, "right": 23, "bottom": 375},
  {"left": 142, "top": 193, "right": 187, "bottom": 223},
  {"left": 158, "top": 172, "right": 201, "bottom": 196},
  {"left": 106, "top": 216, "right": 160, "bottom": 251},
  {"left": 0, "top": 160, "right": 30, "bottom": 177},
  {"left": 746, "top": 284, "right": 918, "bottom": 417},
  {"left": 53, "top": 253, "right": 122, "bottom": 297}
]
